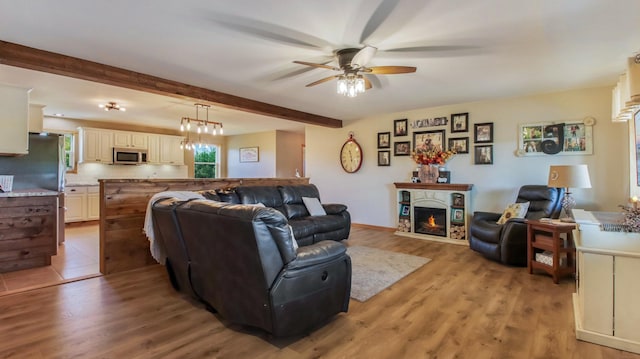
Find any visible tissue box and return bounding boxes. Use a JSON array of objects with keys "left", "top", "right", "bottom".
[
  {"left": 0, "top": 175, "right": 13, "bottom": 192},
  {"left": 535, "top": 251, "right": 566, "bottom": 266}
]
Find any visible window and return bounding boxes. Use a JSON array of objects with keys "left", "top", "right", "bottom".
[
  {"left": 63, "top": 133, "right": 76, "bottom": 172},
  {"left": 194, "top": 145, "right": 218, "bottom": 178}
]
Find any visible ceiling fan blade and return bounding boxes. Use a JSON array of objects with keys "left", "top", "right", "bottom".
[
  {"left": 363, "top": 77, "right": 373, "bottom": 90},
  {"left": 366, "top": 66, "right": 416, "bottom": 74},
  {"left": 293, "top": 61, "right": 339, "bottom": 71},
  {"left": 359, "top": 0, "right": 401, "bottom": 44},
  {"left": 378, "top": 45, "right": 483, "bottom": 58},
  {"left": 205, "top": 12, "right": 332, "bottom": 50},
  {"left": 351, "top": 46, "right": 378, "bottom": 68},
  {"left": 306, "top": 75, "right": 340, "bottom": 87}
]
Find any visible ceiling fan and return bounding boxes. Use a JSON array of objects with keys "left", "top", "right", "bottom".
[{"left": 293, "top": 45, "right": 416, "bottom": 96}]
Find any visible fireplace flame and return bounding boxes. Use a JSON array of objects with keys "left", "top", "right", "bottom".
[{"left": 428, "top": 215, "right": 436, "bottom": 227}]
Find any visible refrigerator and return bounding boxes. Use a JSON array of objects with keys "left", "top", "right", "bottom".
[{"left": 0, "top": 132, "right": 66, "bottom": 242}]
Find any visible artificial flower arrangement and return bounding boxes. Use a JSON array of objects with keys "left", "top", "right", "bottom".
[
  {"left": 620, "top": 197, "right": 640, "bottom": 232},
  {"left": 412, "top": 143, "right": 456, "bottom": 165}
]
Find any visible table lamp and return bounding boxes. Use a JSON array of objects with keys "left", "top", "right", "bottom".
[{"left": 547, "top": 165, "right": 592, "bottom": 221}]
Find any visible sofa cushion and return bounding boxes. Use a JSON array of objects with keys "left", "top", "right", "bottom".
[
  {"left": 216, "top": 189, "right": 240, "bottom": 203},
  {"left": 236, "top": 186, "right": 284, "bottom": 212},
  {"left": 280, "top": 184, "right": 321, "bottom": 219},
  {"left": 302, "top": 197, "right": 327, "bottom": 216}
]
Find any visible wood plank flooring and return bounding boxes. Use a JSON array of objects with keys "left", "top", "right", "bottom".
[
  {"left": 0, "top": 225, "right": 636, "bottom": 358},
  {"left": 0, "top": 223, "right": 100, "bottom": 296}
]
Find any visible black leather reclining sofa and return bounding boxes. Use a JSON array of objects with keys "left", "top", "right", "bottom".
[
  {"left": 151, "top": 184, "right": 352, "bottom": 336},
  {"left": 203, "top": 184, "right": 351, "bottom": 246}
]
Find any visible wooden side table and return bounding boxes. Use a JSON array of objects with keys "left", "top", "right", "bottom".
[{"left": 525, "top": 219, "right": 576, "bottom": 284}]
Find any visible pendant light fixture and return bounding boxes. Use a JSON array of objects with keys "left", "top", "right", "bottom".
[{"left": 179, "top": 103, "right": 223, "bottom": 150}]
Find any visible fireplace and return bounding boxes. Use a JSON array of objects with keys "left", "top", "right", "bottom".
[{"left": 414, "top": 207, "right": 447, "bottom": 237}]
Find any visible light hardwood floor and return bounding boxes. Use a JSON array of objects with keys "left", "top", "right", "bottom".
[
  {"left": 0, "top": 225, "right": 636, "bottom": 358},
  {"left": 0, "top": 223, "right": 100, "bottom": 296}
]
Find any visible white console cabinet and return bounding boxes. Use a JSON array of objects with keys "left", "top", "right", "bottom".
[{"left": 572, "top": 209, "right": 640, "bottom": 354}]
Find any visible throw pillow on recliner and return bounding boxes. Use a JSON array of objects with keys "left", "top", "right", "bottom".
[{"left": 496, "top": 202, "right": 530, "bottom": 224}]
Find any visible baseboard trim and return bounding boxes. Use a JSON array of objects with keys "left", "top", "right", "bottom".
[{"left": 352, "top": 223, "right": 396, "bottom": 232}]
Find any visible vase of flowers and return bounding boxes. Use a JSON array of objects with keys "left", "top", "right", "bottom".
[{"left": 412, "top": 143, "right": 455, "bottom": 183}]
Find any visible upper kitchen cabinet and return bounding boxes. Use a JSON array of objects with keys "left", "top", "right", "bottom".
[
  {"left": 113, "top": 131, "right": 148, "bottom": 149},
  {"left": 28, "top": 104, "right": 45, "bottom": 133},
  {"left": 0, "top": 84, "right": 30, "bottom": 155},
  {"left": 79, "top": 127, "right": 113, "bottom": 163},
  {"left": 159, "top": 135, "right": 185, "bottom": 165}
]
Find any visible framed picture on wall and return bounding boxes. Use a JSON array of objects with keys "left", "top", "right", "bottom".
[
  {"left": 239, "top": 147, "right": 259, "bottom": 162},
  {"left": 474, "top": 145, "right": 493, "bottom": 165},
  {"left": 378, "top": 132, "right": 391, "bottom": 148},
  {"left": 378, "top": 150, "right": 391, "bottom": 166},
  {"left": 448, "top": 137, "right": 469, "bottom": 154},
  {"left": 474, "top": 123, "right": 493, "bottom": 143},
  {"left": 394, "top": 141, "right": 411, "bottom": 156},
  {"left": 413, "top": 129, "right": 445, "bottom": 154},
  {"left": 451, "top": 113, "right": 469, "bottom": 133},
  {"left": 394, "top": 119, "right": 408, "bottom": 136}
]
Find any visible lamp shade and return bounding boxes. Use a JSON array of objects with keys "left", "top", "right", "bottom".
[{"left": 548, "top": 165, "right": 592, "bottom": 189}]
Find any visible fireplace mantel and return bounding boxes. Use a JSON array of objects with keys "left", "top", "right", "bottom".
[
  {"left": 394, "top": 182, "right": 473, "bottom": 191},
  {"left": 394, "top": 182, "right": 473, "bottom": 246}
]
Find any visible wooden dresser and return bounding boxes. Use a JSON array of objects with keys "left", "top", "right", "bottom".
[{"left": 0, "top": 191, "right": 58, "bottom": 272}]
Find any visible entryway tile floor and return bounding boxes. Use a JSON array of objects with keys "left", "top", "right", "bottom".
[{"left": 0, "top": 223, "right": 100, "bottom": 296}]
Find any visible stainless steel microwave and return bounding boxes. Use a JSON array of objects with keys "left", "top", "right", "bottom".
[{"left": 113, "top": 147, "right": 147, "bottom": 165}]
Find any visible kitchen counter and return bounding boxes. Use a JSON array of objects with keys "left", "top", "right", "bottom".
[
  {"left": 0, "top": 188, "right": 60, "bottom": 197},
  {"left": 66, "top": 182, "right": 99, "bottom": 187}
]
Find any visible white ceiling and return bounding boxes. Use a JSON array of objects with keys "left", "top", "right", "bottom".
[{"left": 1, "top": 0, "right": 639, "bottom": 135}]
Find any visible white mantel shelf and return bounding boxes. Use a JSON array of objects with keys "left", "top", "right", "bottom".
[
  {"left": 394, "top": 183, "right": 473, "bottom": 191},
  {"left": 394, "top": 183, "right": 473, "bottom": 246}
]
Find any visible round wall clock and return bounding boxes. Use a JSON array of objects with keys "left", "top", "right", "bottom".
[{"left": 340, "top": 133, "right": 363, "bottom": 173}]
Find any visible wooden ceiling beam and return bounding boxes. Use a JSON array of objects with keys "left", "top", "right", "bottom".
[{"left": 0, "top": 40, "right": 342, "bottom": 128}]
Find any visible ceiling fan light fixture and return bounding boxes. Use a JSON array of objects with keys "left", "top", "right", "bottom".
[
  {"left": 337, "top": 73, "right": 365, "bottom": 97},
  {"left": 99, "top": 101, "right": 126, "bottom": 112}
]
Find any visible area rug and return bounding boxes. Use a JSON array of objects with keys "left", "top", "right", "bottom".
[{"left": 346, "top": 246, "right": 431, "bottom": 302}]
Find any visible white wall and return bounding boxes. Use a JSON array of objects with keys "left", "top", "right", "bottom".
[
  {"left": 276, "top": 130, "right": 304, "bottom": 178},
  {"left": 227, "top": 131, "right": 276, "bottom": 178},
  {"left": 307, "top": 86, "right": 629, "bottom": 228},
  {"left": 66, "top": 162, "right": 187, "bottom": 184}
]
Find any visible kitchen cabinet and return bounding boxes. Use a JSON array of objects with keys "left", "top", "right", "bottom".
[
  {"left": 0, "top": 84, "right": 30, "bottom": 155},
  {"left": 113, "top": 131, "right": 148, "bottom": 149},
  {"left": 160, "top": 135, "right": 185, "bottom": 165},
  {"left": 64, "top": 185, "right": 99, "bottom": 222},
  {"left": 79, "top": 128, "right": 113, "bottom": 163},
  {"left": 146, "top": 134, "right": 160, "bottom": 164}
]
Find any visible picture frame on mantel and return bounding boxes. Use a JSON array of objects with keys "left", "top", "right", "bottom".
[{"left": 239, "top": 147, "right": 259, "bottom": 162}]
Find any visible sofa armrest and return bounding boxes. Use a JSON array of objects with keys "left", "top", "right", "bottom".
[
  {"left": 322, "top": 203, "right": 347, "bottom": 215},
  {"left": 286, "top": 240, "right": 347, "bottom": 270},
  {"left": 472, "top": 211, "right": 502, "bottom": 222}
]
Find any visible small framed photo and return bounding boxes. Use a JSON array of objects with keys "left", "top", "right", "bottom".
[
  {"left": 448, "top": 137, "right": 469, "bottom": 154},
  {"left": 401, "top": 190, "right": 411, "bottom": 202},
  {"left": 474, "top": 145, "right": 493, "bottom": 165},
  {"left": 378, "top": 150, "right": 390, "bottom": 166},
  {"left": 394, "top": 119, "right": 408, "bottom": 136},
  {"left": 451, "top": 193, "right": 464, "bottom": 208},
  {"left": 451, "top": 208, "right": 465, "bottom": 224},
  {"left": 394, "top": 141, "right": 411, "bottom": 156},
  {"left": 378, "top": 132, "right": 390, "bottom": 149},
  {"left": 474, "top": 122, "right": 493, "bottom": 143},
  {"left": 400, "top": 204, "right": 410, "bottom": 216},
  {"left": 239, "top": 147, "right": 259, "bottom": 162},
  {"left": 451, "top": 113, "right": 469, "bottom": 133}
]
